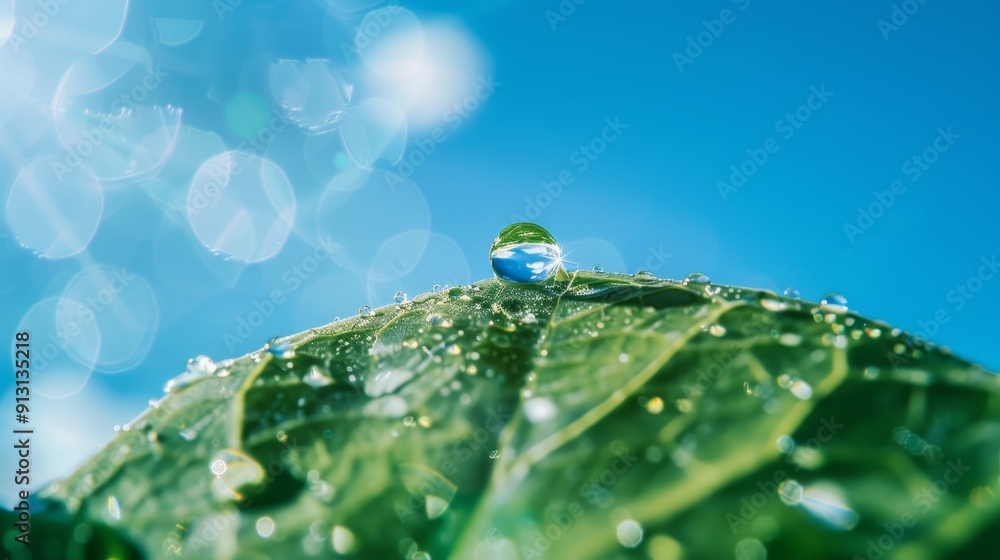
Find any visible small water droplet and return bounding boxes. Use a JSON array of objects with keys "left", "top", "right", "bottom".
[
  {"left": 645, "top": 396, "right": 665, "bottom": 414},
  {"left": 761, "top": 298, "right": 788, "bottom": 312},
  {"left": 256, "top": 516, "right": 275, "bottom": 538},
  {"left": 489, "top": 449, "right": 500, "bottom": 459},
  {"left": 113, "top": 425, "right": 121, "bottom": 432},
  {"left": 820, "top": 293, "right": 848, "bottom": 314},
  {"left": 265, "top": 339, "right": 293, "bottom": 358},
  {"left": 107, "top": 496, "right": 121, "bottom": 521},
  {"left": 777, "top": 435, "right": 795, "bottom": 453},
  {"left": 210, "top": 459, "right": 227, "bottom": 475},
  {"left": 789, "top": 379, "right": 813, "bottom": 400},
  {"left": 707, "top": 324, "right": 726, "bottom": 337},
  {"left": 332, "top": 526, "right": 358, "bottom": 554},
  {"left": 704, "top": 284, "right": 722, "bottom": 296},
  {"left": 635, "top": 270, "right": 655, "bottom": 279},
  {"left": 490, "top": 223, "right": 563, "bottom": 283},
  {"left": 783, "top": 287, "right": 800, "bottom": 299},
  {"left": 616, "top": 519, "right": 644, "bottom": 548},
  {"left": 593, "top": 264, "right": 605, "bottom": 273},
  {"left": 366, "top": 368, "right": 414, "bottom": 397},
  {"left": 524, "top": 397, "right": 557, "bottom": 423},
  {"left": 683, "top": 271, "right": 710, "bottom": 285},
  {"left": 778, "top": 479, "right": 804, "bottom": 505},
  {"left": 303, "top": 365, "right": 333, "bottom": 388},
  {"left": 359, "top": 305, "right": 373, "bottom": 317},
  {"left": 393, "top": 290, "right": 408, "bottom": 304},
  {"left": 618, "top": 353, "right": 629, "bottom": 363}
]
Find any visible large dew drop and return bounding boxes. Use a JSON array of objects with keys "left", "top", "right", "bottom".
[{"left": 490, "top": 223, "right": 563, "bottom": 283}]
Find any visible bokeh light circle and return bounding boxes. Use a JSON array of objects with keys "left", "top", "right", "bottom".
[
  {"left": 6, "top": 156, "right": 104, "bottom": 259},
  {"left": 56, "top": 265, "right": 160, "bottom": 373},
  {"left": 16, "top": 296, "right": 101, "bottom": 398},
  {"left": 187, "top": 151, "right": 297, "bottom": 263}
]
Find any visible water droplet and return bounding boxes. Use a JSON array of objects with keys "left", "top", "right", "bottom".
[
  {"left": 778, "top": 479, "right": 804, "bottom": 505},
  {"left": 107, "top": 496, "right": 122, "bottom": 521},
  {"left": 776, "top": 435, "right": 795, "bottom": 453},
  {"left": 618, "top": 353, "right": 629, "bottom": 363},
  {"left": 394, "top": 290, "right": 408, "bottom": 303},
  {"left": 593, "top": 264, "right": 605, "bottom": 273},
  {"left": 426, "top": 313, "right": 443, "bottom": 326},
  {"left": 303, "top": 365, "right": 334, "bottom": 388},
  {"left": 683, "top": 272, "right": 710, "bottom": 285},
  {"left": 411, "top": 552, "right": 431, "bottom": 560},
  {"left": 489, "top": 449, "right": 500, "bottom": 459},
  {"left": 645, "top": 396, "right": 665, "bottom": 414},
  {"left": 366, "top": 368, "right": 414, "bottom": 397},
  {"left": 113, "top": 425, "right": 121, "bottom": 432},
  {"left": 187, "top": 355, "right": 218, "bottom": 376},
  {"left": 330, "top": 525, "right": 358, "bottom": 555},
  {"left": 426, "top": 495, "right": 450, "bottom": 520},
  {"left": 760, "top": 298, "right": 788, "bottom": 312},
  {"left": 524, "top": 397, "right": 557, "bottom": 423},
  {"left": 490, "top": 223, "right": 563, "bottom": 283},
  {"left": 707, "top": 324, "right": 726, "bottom": 337},
  {"left": 616, "top": 519, "right": 644, "bottom": 548},
  {"left": 820, "top": 293, "right": 848, "bottom": 314},
  {"left": 704, "top": 284, "right": 722, "bottom": 296},
  {"left": 522, "top": 312, "right": 538, "bottom": 324},
  {"left": 256, "top": 516, "right": 275, "bottom": 538},
  {"left": 635, "top": 270, "right": 655, "bottom": 279},
  {"left": 359, "top": 305, "right": 373, "bottom": 317},
  {"left": 789, "top": 379, "right": 813, "bottom": 400},
  {"left": 210, "top": 449, "right": 265, "bottom": 501},
  {"left": 783, "top": 287, "right": 800, "bottom": 299},
  {"left": 265, "top": 339, "right": 293, "bottom": 358}
]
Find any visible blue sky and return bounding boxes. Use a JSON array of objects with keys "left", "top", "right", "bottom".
[{"left": 1, "top": 0, "right": 998, "bottom": 498}]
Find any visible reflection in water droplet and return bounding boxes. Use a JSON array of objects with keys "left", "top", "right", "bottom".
[
  {"left": 394, "top": 290, "right": 408, "bottom": 303},
  {"left": 683, "top": 272, "right": 710, "bottom": 285},
  {"left": 489, "top": 450, "right": 500, "bottom": 459},
  {"left": 776, "top": 436, "right": 795, "bottom": 453},
  {"left": 359, "top": 305, "right": 373, "bottom": 317},
  {"left": 593, "top": 264, "right": 605, "bottom": 273},
  {"left": 783, "top": 287, "right": 800, "bottom": 299},
  {"left": 490, "top": 223, "right": 563, "bottom": 283},
  {"left": 820, "top": 293, "right": 848, "bottom": 314},
  {"left": 616, "top": 519, "right": 644, "bottom": 548},
  {"left": 635, "top": 270, "right": 655, "bottom": 279}
]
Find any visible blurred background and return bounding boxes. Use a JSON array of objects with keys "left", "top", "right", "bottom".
[{"left": 1, "top": 0, "right": 998, "bottom": 505}]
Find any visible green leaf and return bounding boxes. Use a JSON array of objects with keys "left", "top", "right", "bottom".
[{"left": 38, "top": 272, "right": 1000, "bottom": 559}]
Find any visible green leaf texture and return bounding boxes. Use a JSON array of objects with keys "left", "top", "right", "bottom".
[{"left": 28, "top": 273, "right": 1000, "bottom": 559}]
